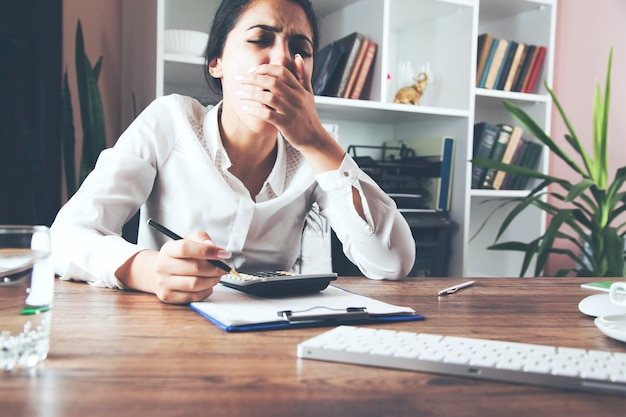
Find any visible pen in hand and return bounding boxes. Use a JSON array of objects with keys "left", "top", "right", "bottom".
[
  {"left": 438, "top": 280, "right": 475, "bottom": 296},
  {"left": 147, "top": 219, "right": 240, "bottom": 278}
]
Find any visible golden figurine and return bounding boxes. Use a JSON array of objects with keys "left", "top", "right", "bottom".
[{"left": 393, "top": 71, "right": 429, "bottom": 105}]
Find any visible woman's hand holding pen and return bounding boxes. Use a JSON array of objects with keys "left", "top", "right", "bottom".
[
  {"left": 116, "top": 230, "right": 230, "bottom": 305},
  {"left": 151, "top": 230, "right": 230, "bottom": 304}
]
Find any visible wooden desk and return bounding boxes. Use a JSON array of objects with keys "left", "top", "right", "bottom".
[{"left": 2, "top": 277, "right": 626, "bottom": 416}]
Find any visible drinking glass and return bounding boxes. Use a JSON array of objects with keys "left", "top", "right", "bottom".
[{"left": 0, "top": 225, "right": 54, "bottom": 371}]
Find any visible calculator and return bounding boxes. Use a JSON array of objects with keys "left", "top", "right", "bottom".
[{"left": 219, "top": 271, "right": 338, "bottom": 297}]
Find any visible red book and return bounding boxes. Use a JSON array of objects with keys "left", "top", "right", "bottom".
[
  {"left": 519, "top": 46, "right": 540, "bottom": 93},
  {"left": 349, "top": 40, "right": 378, "bottom": 99},
  {"left": 512, "top": 44, "right": 535, "bottom": 92},
  {"left": 523, "top": 46, "right": 547, "bottom": 93},
  {"left": 342, "top": 39, "right": 369, "bottom": 98}
]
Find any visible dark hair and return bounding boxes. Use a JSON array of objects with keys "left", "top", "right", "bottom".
[{"left": 204, "top": 0, "right": 320, "bottom": 97}]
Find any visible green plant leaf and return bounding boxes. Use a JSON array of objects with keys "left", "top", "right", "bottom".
[
  {"left": 488, "top": 239, "right": 540, "bottom": 277},
  {"left": 477, "top": 50, "right": 624, "bottom": 277},
  {"left": 61, "top": 71, "right": 77, "bottom": 197},
  {"left": 550, "top": 246, "right": 592, "bottom": 276},
  {"left": 75, "top": 20, "right": 106, "bottom": 184},
  {"left": 503, "top": 100, "right": 586, "bottom": 177},
  {"left": 534, "top": 210, "right": 574, "bottom": 275},
  {"left": 494, "top": 194, "right": 544, "bottom": 241},
  {"left": 564, "top": 179, "right": 594, "bottom": 202},
  {"left": 606, "top": 166, "right": 626, "bottom": 209},
  {"left": 471, "top": 157, "right": 558, "bottom": 182},
  {"left": 546, "top": 90, "right": 594, "bottom": 179},
  {"left": 563, "top": 134, "right": 586, "bottom": 163},
  {"left": 592, "top": 48, "right": 612, "bottom": 189},
  {"left": 93, "top": 56, "right": 103, "bottom": 81},
  {"left": 607, "top": 187, "right": 626, "bottom": 227},
  {"left": 603, "top": 227, "right": 624, "bottom": 276}
]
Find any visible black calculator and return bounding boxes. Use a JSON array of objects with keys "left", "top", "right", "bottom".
[{"left": 219, "top": 271, "right": 337, "bottom": 297}]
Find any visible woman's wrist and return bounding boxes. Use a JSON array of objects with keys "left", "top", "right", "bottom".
[
  {"left": 296, "top": 130, "right": 346, "bottom": 173},
  {"left": 115, "top": 249, "right": 158, "bottom": 295}
]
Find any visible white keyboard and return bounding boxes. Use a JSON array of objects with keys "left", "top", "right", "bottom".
[{"left": 297, "top": 326, "right": 626, "bottom": 394}]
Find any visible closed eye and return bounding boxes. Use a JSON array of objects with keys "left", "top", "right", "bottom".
[{"left": 246, "top": 25, "right": 313, "bottom": 58}]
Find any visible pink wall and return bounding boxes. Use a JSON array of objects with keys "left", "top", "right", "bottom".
[
  {"left": 545, "top": 0, "right": 626, "bottom": 275},
  {"left": 62, "top": 0, "right": 121, "bottom": 199}
]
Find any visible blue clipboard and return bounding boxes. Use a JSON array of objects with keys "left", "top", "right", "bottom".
[{"left": 190, "top": 284, "right": 425, "bottom": 332}]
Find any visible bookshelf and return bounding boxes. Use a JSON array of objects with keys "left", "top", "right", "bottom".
[
  {"left": 120, "top": 0, "right": 557, "bottom": 278},
  {"left": 470, "top": 0, "right": 556, "bottom": 277}
]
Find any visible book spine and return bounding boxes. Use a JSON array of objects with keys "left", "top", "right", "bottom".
[
  {"left": 336, "top": 35, "right": 364, "bottom": 97},
  {"left": 484, "top": 39, "right": 509, "bottom": 89},
  {"left": 512, "top": 45, "right": 536, "bottom": 92},
  {"left": 479, "top": 38, "right": 499, "bottom": 88},
  {"left": 523, "top": 46, "right": 547, "bottom": 93},
  {"left": 481, "top": 124, "right": 513, "bottom": 189},
  {"left": 476, "top": 33, "right": 495, "bottom": 87},
  {"left": 495, "top": 41, "right": 518, "bottom": 91},
  {"left": 512, "top": 141, "right": 543, "bottom": 190},
  {"left": 506, "top": 141, "right": 532, "bottom": 190},
  {"left": 322, "top": 32, "right": 361, "bottom": 97},
  {"left": 492, "top": 125, "right": 523, "bottom": 190},
  {"left": 503, "top": 42, "right": 526, "bottom": 92},
  {"left": 500, "top": 137, "right": 527, "bottom": 190},
  {"left": 343, "top": 39, "right": 369, "bottom": 98},
  {"left": 471, "top": 122, "right": 500, "bottom": 189},
  {"left": 437, "top": 137, "right": 455, "bottom": 211},
  {"left": 520, "top": 46, "right": 540, "bottom": 93},
  {"left": 350, "top": 41, "right": 378, "bottom": 99},
  {"left": 312, "top": 41, "right": 343, "bottom": 95}
]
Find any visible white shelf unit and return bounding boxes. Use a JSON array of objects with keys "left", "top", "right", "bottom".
[
  {"left": 469, "top": 0, "right": 556, "bottom": 277},
  {"left": 120, "top": 0, "right": 556, "bottom": 278}
]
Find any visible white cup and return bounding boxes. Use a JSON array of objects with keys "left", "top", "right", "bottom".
[{"left": 609, "top": 282, "right": 626, "bottom": 307}]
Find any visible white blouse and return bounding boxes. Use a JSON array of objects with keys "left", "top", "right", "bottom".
[{"left": 50, "top": 94, "right": 415, "bottom": 288}]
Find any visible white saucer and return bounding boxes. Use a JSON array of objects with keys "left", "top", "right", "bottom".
[
  {"left": 594, "top": 315, "right": 626, "bottom": 343},
  {"left": 578, "top": 293, "right": 626, "bottom": 317}
]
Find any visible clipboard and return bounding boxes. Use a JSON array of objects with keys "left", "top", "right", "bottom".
[{"left": 190, "top": 284, "right": 424, "bottom": 332}]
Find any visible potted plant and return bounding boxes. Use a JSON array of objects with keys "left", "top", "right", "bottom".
[{"left": 472, "top": 48, "right": 626, "bottom": 277}]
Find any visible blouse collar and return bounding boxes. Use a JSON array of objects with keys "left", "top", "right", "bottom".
[{"left": 203, "top": 102, "right": 287, "bottom": 199}]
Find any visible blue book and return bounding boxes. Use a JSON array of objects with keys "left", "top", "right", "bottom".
[
  {"left": 494, "top": 41, "right": 518, "bottom": 90},
  {"left": 471, "top": 122, "right": 500, "bottom": 188},
  {"left": 436, "top": 136, "right": 455, "bottom": 211},
  {"left": 479, "top": 38, "right": 499, "bottom": 88},
  {"left": 312, "top": 40, "right": 345, "bottom": 95}
]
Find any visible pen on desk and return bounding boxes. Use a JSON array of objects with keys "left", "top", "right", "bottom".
[
  {"left": 438, "top": 280, "right": 475, "bottom": 296},
  {"left": 147, "top": 219, "right": 240, "bottom": 277}
]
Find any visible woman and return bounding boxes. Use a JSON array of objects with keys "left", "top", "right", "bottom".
[{"left": 51, "top": 0, "right": 415, "bottom": 304}]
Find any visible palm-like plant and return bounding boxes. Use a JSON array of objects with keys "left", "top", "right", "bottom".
[
  {"left": 61, "top": 20, "right": 106, "bottom": 198},
  {"left": 472, "top": 48, "right": 626, "bottom": 277}
]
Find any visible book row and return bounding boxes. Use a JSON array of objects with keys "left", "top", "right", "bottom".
[
  {"left": 312, "top": 32, "right": 378, "bottom": 99},
  {"left": 476, "top": 33, "right": 547, "bottom": 94},
  {"left": 472, "top": 122, "right": 543, "bottom": 191}
]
